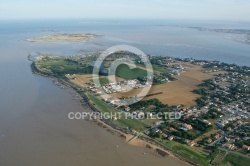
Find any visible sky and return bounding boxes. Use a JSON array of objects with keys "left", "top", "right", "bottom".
[{"left": 0, "top": 0, "right": 250, "bottom": 21}]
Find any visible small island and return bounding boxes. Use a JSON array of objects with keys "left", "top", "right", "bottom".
[{"left": 27, "top": 33, "right": 96, "bottom": 42}]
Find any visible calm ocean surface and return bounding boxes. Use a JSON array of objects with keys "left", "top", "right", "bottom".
[
  {"left": 0, "top": 19, "right": 249, "bottom": 166},
  {"left": 1, "top": 19, "right": 250, "bottom": 65}
]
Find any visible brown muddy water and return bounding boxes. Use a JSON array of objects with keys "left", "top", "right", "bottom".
[{"left": 0, "top": 23, "right": 189, "bottom": 166}]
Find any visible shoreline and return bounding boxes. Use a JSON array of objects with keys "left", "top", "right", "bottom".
[
  {"left": 92, "top": 118, "right": 191, "bottom": 166},
  {"left": 30, "top": 61, "right": 194, "bottom": 166}
]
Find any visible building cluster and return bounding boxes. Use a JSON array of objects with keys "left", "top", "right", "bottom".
[
  {"left": 88, "top": 79, "right": 148, "bottom": 95},
  {"left": 143, "top": 58, "right": 250, "bottom": 154}
]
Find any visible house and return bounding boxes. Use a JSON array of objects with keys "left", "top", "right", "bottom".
[
  {"left": 182, "top": 123, "right": 193, "bottom": 130},
  {"left": 203, "top": 120, "right": 212, "bottom": 125},
  {"left": 155, "top": 121, "right": 164, "bottom": 126},
  {"left": 110, "top": 99, "right": 121, "bottom": 106},
  {"left": 225, "top": 137, "right": 231, "bottom": 142},
  {"left": 188, "top": 141, "right": 196, "bottom": 147},
  {"left": 214, "top": 134, "right": 220, "bottom": 139},
  {"left": 162, "top": 133, "right": 168, "bottom": 138},
  {"left": 169, "top": 127, "right": 177, "bottom": 131},
  {"left": 183, "top": 114, "right": 191, "bottom": 119},
  {"left": 168, "top": 136, "right": 174, "bottom": 141},
  {"left": 242, "top": 145, "right": 250, "bottom": 151},
  {"left": 207, "top": 138, "right": 212, "bottom": 143},
  {"left": 124, "top": 106, "right": 131, "bottom": 112},
  {"left": 224, "top": 143, "right": 234, "bottom": 150},
  {"left": 152, "top": 128, "right": 160, "bottom": 133}
]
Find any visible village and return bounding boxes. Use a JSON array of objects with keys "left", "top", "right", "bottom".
[
  {"left": 85, "top": 55, "right": 250, "bottom": 157},
  {"left": 141, "top": 59, "right": 250, "bottom": 156},
  {"left": 33, "top": 52, "right": 250, "bottom": 165}
]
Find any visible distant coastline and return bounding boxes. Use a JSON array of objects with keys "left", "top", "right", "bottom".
[{"left": 189, "top": 27, "right": 250, "bottom": 45}]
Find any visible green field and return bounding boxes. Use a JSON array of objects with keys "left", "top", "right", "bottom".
[
  {"left": 137, "top": 63, "right": 167, "bottom": 73},
  {"left": 87, "top": 93, "right": 148, "bottom": 131},
  {"left": 87, "top": 93, "right": 116, "bottom": 113},
  {"left": 117, "top": 116, "right": 148, "bottom": 132},
  {"left": 37, "top": 58, "right": 93, "bottom": 75},
  {"left": 152, "top": 64, "right": 168, "bottom": 73},
  {"left": 221, "top": 153, "right": 250, "bottom": 166},
  {"left": 115, "top": 64, "right": 148, "bottom": 80},
  {"left": 160, "top": 140, "right": 209, "bottom": 166}
]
